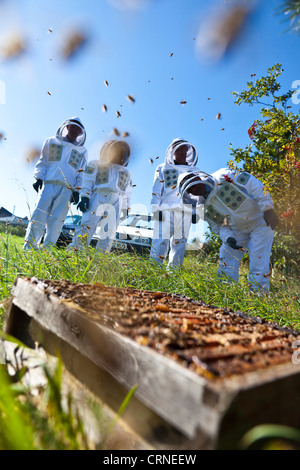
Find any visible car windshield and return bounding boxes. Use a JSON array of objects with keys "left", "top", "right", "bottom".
[
  {"left": 120, "top": 214, "right": 154, "bottom": 230},
  {"left": 64, "top": 215, "right": 81, "bottom": 226}
]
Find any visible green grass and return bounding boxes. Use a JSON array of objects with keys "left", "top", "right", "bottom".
[{"left": 0, "top": 232, "right": 299, "bottom": 331}]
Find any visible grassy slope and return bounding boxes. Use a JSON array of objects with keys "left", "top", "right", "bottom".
[{"left": 0, "top": 233, "right": 299, "bottom": 331}]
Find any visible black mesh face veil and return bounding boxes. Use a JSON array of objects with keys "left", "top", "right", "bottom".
[
  {"left": 56, "top": 117, "right": 86, "bottom": 146},
  {"left": 179, "top": 173, "right": 200, "bottom": 193},
  {"left": 178, "top": 171, "right": 215, "bottom": 205},
  {"left": 165, "top": 138, "right": 198, "bottom": 166}
]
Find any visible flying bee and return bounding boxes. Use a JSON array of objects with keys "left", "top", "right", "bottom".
[
  {"left": 102, "top": 104, "right": 107, "bottom": 112},
  {"left": 127, "top": 95, "right": 135, "bottom": 103},
  {"left": 104, "top": 80, "right": 109, "bottom": 87},
  {"left": 61, "top": 30, "right": 87, "bottom": 60},
  {"left": 0, "top": 32, "right": 26, "bottom": 60}
]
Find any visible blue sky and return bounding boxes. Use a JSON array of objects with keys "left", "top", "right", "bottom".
[{"left": 0, "top": 0, "right": 299, "bottom": 229}]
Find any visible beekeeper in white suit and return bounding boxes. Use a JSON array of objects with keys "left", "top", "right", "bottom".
[
  {"left": 178, "top": 168, "right": 279, "bottom": 293},
  {"left": 23, "top": 117, "right": 87, "bottom": 250},
  {"left": 150, "top": 138, "right": 199, "bottom": 268},
  {"left": 69, "top": 139, "right": 131, "bottom": 252}
]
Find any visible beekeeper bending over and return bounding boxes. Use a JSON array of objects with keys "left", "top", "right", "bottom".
[
  {"left": 178, "top": 168, "right": 279, "bottom": 293},
  {"left": 23, "top": 117, "right": 87, "bottom": 250},
  {"left": 150, "top": 138, "right": 199, "bottom": 268},
  {"left": 69, "top": 139, "right": 131, "bottom": 252}
]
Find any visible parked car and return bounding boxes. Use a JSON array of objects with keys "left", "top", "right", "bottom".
[
  {"left": 57, "top": 212, "right": 153, "bottom": 254},
  {"left": 110, "top": 213, "right": 153, "bottom": 255},
  {"left": 56, "top": 214, "right": 82, "bottom": 247}
]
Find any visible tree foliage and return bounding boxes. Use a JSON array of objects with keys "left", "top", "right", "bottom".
[
  {"left": 278, "top": 0, "right": 300, "bottom": 35},
  {"left": 229, "top": 64, "right": 300, "bottom": 246}
]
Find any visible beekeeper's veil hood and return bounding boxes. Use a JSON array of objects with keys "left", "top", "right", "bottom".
[
  {"left": 165, "top": 138, "right": 198, "bottom": 166},
  {"left": 56, "top": 117, "right": 86, "bottom": 146},
  {"left": 178, "top": 171, "right": 216, "bottom": 205},
  {"left": 100, "top": 139, "right": 131, "bottom": 166}
]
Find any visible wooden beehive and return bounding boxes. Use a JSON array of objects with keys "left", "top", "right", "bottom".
[{"left": 4, "top": 276, "right": 300, "bottom": 449}]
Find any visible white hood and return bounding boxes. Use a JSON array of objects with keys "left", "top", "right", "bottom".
[
  {"left": 56, "top": 116, "right": 86, "bottom": 146},
  {"left": 178, "top": 171, "right": 216, "bottom": 205},
  {"left": 165, "top": 138, "right": 198, "bottom": 166},
  {"left": 99, "top": 139, "right": 131, "bottom": 167}
]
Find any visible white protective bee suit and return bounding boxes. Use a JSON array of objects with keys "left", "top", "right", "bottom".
[
  {"left": 150, "top": 138, "right": 199, "bottom": 268},
  {"left": 23, "top": 117, "right": 87, "bottom": 250},
  {"left": 179, "top": 167, "right": 278, "bottom": 292},
  {"left": 69, "top": 140, "right": 132, "bottom": 252}
]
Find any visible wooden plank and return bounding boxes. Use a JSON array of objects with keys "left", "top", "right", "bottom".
[
  {"left": 5, "top": 277, "right": 217, "bottom": 439},
  {"left": 26, "top": 318, "right": 213, "bottom": 450}
]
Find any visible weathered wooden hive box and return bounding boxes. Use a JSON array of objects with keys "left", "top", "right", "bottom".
[{"left": 4, "top": 276, "right": 300, "bottom": 449}]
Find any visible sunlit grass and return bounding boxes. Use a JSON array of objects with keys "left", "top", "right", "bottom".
[{"left": 0, "top": 234, "right": 299, "bottom": 331}]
